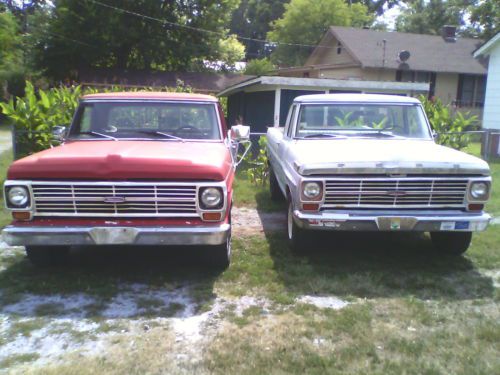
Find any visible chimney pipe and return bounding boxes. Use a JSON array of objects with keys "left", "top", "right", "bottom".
[{"left": 442, "top": 25, "right": 457, "bottom": 42}]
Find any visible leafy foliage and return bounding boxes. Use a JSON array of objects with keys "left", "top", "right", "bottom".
[
  {"left": 244, "top": 58, "right": 276, "bottom": 76},
  {"left": 268, "top": 0, "right": 373, "bottom": 67},
  {"left": 34, "top": 0, "right": 241, "bottom": 78},
  {"left": 246, "top": 136, "right": 269, "bottom": 186},
  {"left": 0, "top": 82, "right": 95, "bottom": 156},
  {"left": 230, "top": 0, "right": 289, "bottom": 59},
  {"left": 419, "top": 95, "right": 478, "bottom": 150},
  {"left": 0, "top": 80, "right": 194, "bottom": 158}
]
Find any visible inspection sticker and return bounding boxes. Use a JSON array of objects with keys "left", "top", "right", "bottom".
[{"left": 440, "top": 222, "right": 455, "bottom": 231}]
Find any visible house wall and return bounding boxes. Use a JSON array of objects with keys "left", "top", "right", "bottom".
[
  {"left": 317, "top": 67, "right": 396, "bottom": 81},
  {"left": 482, "top": 45, "right": 500, "bottom": 130},
  {"left": 306, "top": 35, "right": 358, "bottom": 66},
  {"left": 434, "top": 73, "right": 459, "bottom": 105}
]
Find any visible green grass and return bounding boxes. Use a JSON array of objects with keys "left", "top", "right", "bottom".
[{"left": 0, "top": 148, "right": 13, "bottom": 228}]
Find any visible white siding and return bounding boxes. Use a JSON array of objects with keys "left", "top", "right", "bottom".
[{"left": 483, "top": 46, "right": 500, "bottom": 130}]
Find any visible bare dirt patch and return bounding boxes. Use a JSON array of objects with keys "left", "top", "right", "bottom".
[{"left": 232, "top": 207, "right": 286, "bottom": 236}]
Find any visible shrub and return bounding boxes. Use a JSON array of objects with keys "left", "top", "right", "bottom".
[
  {"left": 419, "top": 95, "right": 478, "bottom": 150},
  {"left": 246, "top": 136, "right": 269, "bottom": 186},
  {"left": 0, "top": 80, "right": 194, "bottom": 158}
]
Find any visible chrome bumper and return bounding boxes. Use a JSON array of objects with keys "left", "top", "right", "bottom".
[
  {"left": 2, "top": 224, "right": 231, "bottom": 246},
  {"left": 294, "top": 210, "right": 491, "bottom": 232}
]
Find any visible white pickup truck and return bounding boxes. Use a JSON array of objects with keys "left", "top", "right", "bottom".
[{"left": 266, "top": 94, "right": 492, "bottom": 255}]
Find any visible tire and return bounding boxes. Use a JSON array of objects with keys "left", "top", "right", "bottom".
[
  {"left": 287, "top": 200, "right": 308, "bottom": 253},
  {"left": 25, "top": 246, "right": 70, "bottom": 267},
  {"left": 208, "top": 230, "right": 231, "bottom": 270},
  {"left": 269, "top": 167, "right": 283, "bottom": 202},
  {"left": 430, "top": 232, "right": 472, "bottom": 256}
]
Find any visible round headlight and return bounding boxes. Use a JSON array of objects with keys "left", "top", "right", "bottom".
[
  {"left": 303, "top": 182, "right": 321, "bottom": 199},
  {"left": 470, "top": 182, "right": 489, "bottom": 199},
  {"left": 201, "top": 187, "right": 222, "bottom": 208},
  {"left": 8, "top": 186, "right": 29, "bottom": 207}
]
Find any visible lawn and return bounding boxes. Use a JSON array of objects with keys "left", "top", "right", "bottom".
[{"left": 0, "top": 142, "right": 498, "bottom": 374}]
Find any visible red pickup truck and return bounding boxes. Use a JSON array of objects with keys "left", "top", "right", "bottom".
[{"left": 2, "top": 92, "right": 249, "bottom": 268}]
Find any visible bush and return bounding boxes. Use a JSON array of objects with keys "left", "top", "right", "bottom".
[
  {"left": 246, "top": 136, "right": 269, "bottom": 186},
  {"left": 0, "top": 82, "right": 97, "bottom": 157},
  {"left": 0, "top": 80, "right": 194, "bottom": 158},
  {"left": 419, "top": 95, "right": 478, "bottom": 150},
  {"left": 244, "top": 58, "right": 276, "bottom": 76}
]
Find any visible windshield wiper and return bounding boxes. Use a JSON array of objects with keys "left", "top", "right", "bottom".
[
  {"left": 80, "top": 131, "right": 117, "bottom": 140},
  {"left": 134, "top": 130, "right": 183, "bottom": 141},
  {"left": 302, "top": 133, "right": 345, "bottom": 139}
]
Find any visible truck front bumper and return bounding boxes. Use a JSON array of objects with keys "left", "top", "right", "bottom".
[
  {"left": 2, "top": 224, "right": 231, "bottom": 246},
  {"left": 293, "top": 210, "right": 491, "bottom": 232}
]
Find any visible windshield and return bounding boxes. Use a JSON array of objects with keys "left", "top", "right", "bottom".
[
  {"left": 295, "top": 103, "right": 431, "bottom": 139},
  {"left": 69, "top": 101, "right": 221, "bottom": 140}
]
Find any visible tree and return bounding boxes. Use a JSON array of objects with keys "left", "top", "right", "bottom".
[
  {"left": 268, "top": 0, "right": 373, "bottom": 67},
  {"left": 230, "top": 0, "right": 289, "bottom": 59},
  {"left": 395, "top": 0, "right": 473, "bottom": 35},
  {"left": 0, "top": 10, "right": 25, "bottom": 98},
  {"left": 34, "top": 0, "right": 241, "bottom": 78},
  {"left": 468, "top": 0, "right": 499, "bottom": 40},
  {"left": 244, "top": 58, "right": 276, "bottom": 75}
]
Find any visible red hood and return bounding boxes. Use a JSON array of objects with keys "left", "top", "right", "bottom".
[{"left": 8, "top": 141, "right": 232, "bottom": 181}]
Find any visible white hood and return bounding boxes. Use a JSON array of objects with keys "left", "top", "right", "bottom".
[{"left": 291, "top": 139, "right": 490, "bottom": 175}]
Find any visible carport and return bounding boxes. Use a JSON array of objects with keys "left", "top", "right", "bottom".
[{"left": 217, "top": 76, "right": 429, "bottom": 132}]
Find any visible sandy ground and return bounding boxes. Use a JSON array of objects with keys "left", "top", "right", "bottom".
[{"left": 231, "top": 207, "right": 286, "bottom": 235}]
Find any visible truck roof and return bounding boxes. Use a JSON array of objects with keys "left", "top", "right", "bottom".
[
  {"left": 82, "top": 92, "right": 218, "bottom": 102},
  {"left": 294, "top": 93, "right": 421, "bottom": 104}
]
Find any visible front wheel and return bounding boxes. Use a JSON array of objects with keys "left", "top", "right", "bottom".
[
  {"left": 208, "top": 231, "right": 231, "bottom": 270},
  {"left": 287, "top": 201, "right": 308, "bottom": 253},
  {"left": 25, "top": 246, "right": 70, "bottom": 267},
  {"left": 430, "top": 232, "right": 472, "bottom": 256}
]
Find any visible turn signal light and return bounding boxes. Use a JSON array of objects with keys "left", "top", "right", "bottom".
[
  {"left": 202, "top": 212, "right": 222, "bottom": 221},
  {"left": 302, "top": 203, "right": 320, "bottom": 211},
  {"left": 12, "top": 211, "right": 31, "bottom": 221},
  {"left": 468, "top": 204, "right": 484, "bottom": 211}
]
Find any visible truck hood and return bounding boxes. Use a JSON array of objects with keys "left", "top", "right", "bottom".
[
  {"left": 8, "top": 141, "right": 232, "bottom": 181},
  {"left": 292, "top": 139, "right": 490, "bottom": 176}
]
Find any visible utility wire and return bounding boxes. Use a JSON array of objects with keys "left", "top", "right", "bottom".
[{"left": 86, "top": 0, "right": 337, "bottom": 51}]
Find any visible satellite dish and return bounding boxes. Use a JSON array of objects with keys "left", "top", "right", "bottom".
[{"left": 399, "top": 50, "right": 411, "bottom": 62}]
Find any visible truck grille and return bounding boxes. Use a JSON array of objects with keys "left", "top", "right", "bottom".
[
  {"left": 31, "top": 182, "right": 198, "bottom": 217},
  {"left": 323, "top": 178, "right": 468, "bottom": 209}
]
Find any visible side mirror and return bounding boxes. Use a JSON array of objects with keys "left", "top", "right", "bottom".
[
  {"left": 228, "top": 125, "right": 251, "bottom": 167},
  {"left": 51, "top": 125, "right": 67, "bottom": 143},
  {"left": 432, "top": 131, "right": 438, "bottom": 140},
  {"left": 230, "top": 125, "right": 250, "bottom": 141}
]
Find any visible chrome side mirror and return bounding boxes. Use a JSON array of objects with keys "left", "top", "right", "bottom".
[
  {"left": 230, "top": 125, "right": 250, "bottom": 141},
  {"left": 228, "top": 125, "right": 251, "bottom": 167},
  {"left": 51, "top": 125, "right": 67, "bottom": 143}
]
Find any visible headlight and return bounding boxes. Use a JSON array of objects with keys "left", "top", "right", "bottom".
[
  {"left": 303, "top": 182, "right": 322, "bottom": 200},
  {"left": 7, "top": 186, "right": 29, "bottom": 207},
  {"left": 470, "top": 182, "right": 489, "bottom": 200},
  {"left": 200, "top": 187, "right": 223, "bottom": 209}
]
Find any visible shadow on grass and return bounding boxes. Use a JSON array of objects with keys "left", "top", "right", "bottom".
[
  {"left": 0, "top": 245, "right": 220, "bottom": 319},
  {"left": 254, "top": 191, "right": 495, "bottom": 301}
]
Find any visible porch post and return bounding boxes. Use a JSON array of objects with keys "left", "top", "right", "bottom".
[{"left": 274, "top": 88, "right": 281, "bottom": 127}]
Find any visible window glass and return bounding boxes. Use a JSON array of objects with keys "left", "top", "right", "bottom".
[
  {"left": 70, "top": 102, "right": 220, "bottom": 140},
  {"left": 286, "top": 105, "right": 296, "bottom": 138},
  {"left": 295, "top": 104, "right": 430, "bottom": 139}
]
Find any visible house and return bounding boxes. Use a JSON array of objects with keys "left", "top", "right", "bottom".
[
  {"left": 277, "top": 26, "right": 488, "bottom": 112},
  {"left": 218, "top": 75, "right": 428, "bottom": 133},
  {"left": 474, "top": 33, "right": 500, "bottom": 159}
]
